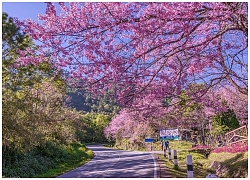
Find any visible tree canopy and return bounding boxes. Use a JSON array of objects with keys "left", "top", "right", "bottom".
[
  {"left": 15, "top": 2, "right": 247, "bottom": 108},
  {"left": 2, "top": 12, "right": 80, "bottom": 152}
]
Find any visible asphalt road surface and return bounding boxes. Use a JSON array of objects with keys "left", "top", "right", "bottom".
[{"left": 57, "top": 144, "right": 158, "bottom": 178}]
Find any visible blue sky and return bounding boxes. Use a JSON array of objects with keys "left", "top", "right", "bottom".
[{"left": 2, "top": 2, "right": 47, "bottom": 21}]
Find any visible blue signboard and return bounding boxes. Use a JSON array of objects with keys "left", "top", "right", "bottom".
[{"left": 145, "top": 138, "right": 155, "bottom": 142}]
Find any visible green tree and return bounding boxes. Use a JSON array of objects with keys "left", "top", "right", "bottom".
[
  {"left": 2, "top": 13, "right": 94, "bottom": 178},
  {"left": 93, "top": 114, "right": 111, "bottom": 142},
  {"left": 211, "top": 109, "right": 240, "bottom": 136},
  {"left": 76, "top": 113, "right": 111, "bottom": 143},
  {"left": 2, "top": 13, "right": 69, "bottom": 153}
]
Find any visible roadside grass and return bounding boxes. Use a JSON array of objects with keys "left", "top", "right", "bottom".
[
  {"left": 158, "top": 141, "right": 248, "bottom": 178},
  {"left": 158, "top": 150, "right": 212, "bottom": 178},
  {"left": 35, "top": 144, "right": 94, "bottom": 178},
  {"left": 165, "top": 140, "right": 193, "bottom": 151},
  {"left": 206, "top": 152, "right": 248, "bottom": 178}
]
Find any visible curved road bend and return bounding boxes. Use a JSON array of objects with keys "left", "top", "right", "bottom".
[{"left": 57, "top": 144, "right": 158, "bottom": 178}]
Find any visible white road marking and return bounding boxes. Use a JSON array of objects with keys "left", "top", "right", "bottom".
[{"left": 150, "top": 154, "right": 158, "bottom": 178}]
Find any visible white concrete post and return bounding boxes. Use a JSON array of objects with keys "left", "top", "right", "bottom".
[
  {"left": 168, "top": 148, "right": 171, "bottom": 160},
  {"left": 174, "top": 150, "right": 178, "bottom": 165},
  {"left": 186, "top": 154, "right": 194, "bottom": 178}
]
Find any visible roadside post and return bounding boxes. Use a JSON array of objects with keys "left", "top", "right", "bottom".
[
  {"left": 168, "top": 148, "right": 171, "bottom": 160},
  {"left": 186, "top": 154, "right": 194, "bottom": 178},
  {"left": 173, "top": 150, "right": 178, "bottom": 165}
]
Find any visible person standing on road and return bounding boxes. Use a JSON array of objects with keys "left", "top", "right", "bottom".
[
  {"left": 161, "top": 140, "right": 164, "bottom": 151},
  {"left": 165, "top": 140, "right": 169, "bottom": 150}
]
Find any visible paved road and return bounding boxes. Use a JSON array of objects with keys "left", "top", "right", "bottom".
[{"left": 57, "top": 145, "right": 158, "bottom": 178}]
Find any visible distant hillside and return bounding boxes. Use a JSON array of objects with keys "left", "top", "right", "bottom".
[{"left": 67, "top": 89, "right": 120, "bottom": 115}]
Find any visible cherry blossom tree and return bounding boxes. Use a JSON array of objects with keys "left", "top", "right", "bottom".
[
  {"left": 162, "top": 84, "right": 228, "bottom": 129},
  {"left": 104, "top": 95, "right": 168, "bottom": 141},
  {"left": 15, "top": 2, "right": 247, "bottom": 106}
]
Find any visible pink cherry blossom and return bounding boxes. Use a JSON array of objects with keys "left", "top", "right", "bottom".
[{"left": 14, "top": 2, "right": 247, "bottom": 107}]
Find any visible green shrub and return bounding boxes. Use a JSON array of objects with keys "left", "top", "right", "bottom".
[{"left": 2, "top": 141, "right": 93, "bottom": 178}]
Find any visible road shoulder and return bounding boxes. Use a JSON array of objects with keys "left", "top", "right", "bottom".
[{"left": 153, "top": 154, "right": 172, "bottom": 178}]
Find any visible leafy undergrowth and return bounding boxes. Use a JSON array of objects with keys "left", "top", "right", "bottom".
[{"left": 3, "top": 141, "right": 94, "bottom": 178}]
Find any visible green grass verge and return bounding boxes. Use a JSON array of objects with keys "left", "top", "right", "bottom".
[
  {"left": 206, "top": 152, "right": 248, "bottom": 178},
  {"left": 166, "top": 140, "right": 193, "bottom": 151},
  {"left": 158, "top": 151, "right": 213, "bottom": 178},
  {"left": 157, "top": 141, "right": 248, "bottom": 178}
]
